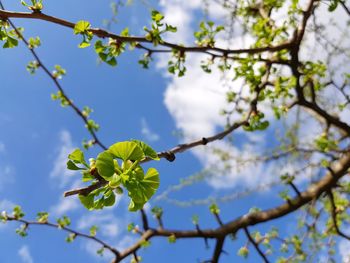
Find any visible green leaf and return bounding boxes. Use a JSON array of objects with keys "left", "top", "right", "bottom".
[
  {"left": 106, "top": 57, "right": 117, "bottom": 66},
  {"left": 79, "top": 41, "right": 90, "bottom": 48},
  {"left": 104, "top": 191, "right": 116, "bottom": 207},
  {"left": 209, "top": 203, "right": 220, "bottom": 214},
  {"left": 13, "top": 206, "right": 25, "bottom": 219},
  {"left": 3, "top": 36, "right": 18, "bottom": 49},
  {"left": 96, "top": 151, "right": 115, "bottom": 180},
  {"left": 68, "top": 149, "right": 88, "bottom": 168},
  {"left": 57, "top": 216, "right": 71, "bottom": 228},
  {"left": 67, "top": 160, "right": 84, "bottom": 170},
  {"left": 143, "top": 167, "right": 160, "bottom": 191},
  {"left": 90, "top": 225, "right": 98, "bottom": 237},
  {"left": 109, "top": 141, "right": 145, "bottom": 161},
  {"left": 168, "top": 234, "right": 176, "bottom": 243},
  {"left": 238, "top": 246, "right": 249, "bottom": 258},
  {"left": 128, "top": 199, "right": 144, "bottom": 212},
  {"left": 74, "top": 20, "right": 91, "bottom": 34},
  {"left": 82, "top": 170, "right": 95, "bottom": 182},
  {"left": 36, "top": 212, "right": 48, "bottom": 223},
  {"left": 79, "top": 194, "right": 94, "bottom": 210},
  {"left": 151, "top": 10, "right": 164, "bottom": 23},
  {"left": 132, "top": 140, "right": 159, "bottom": 160},
  {"left": 127, "top": 168, "right": 160, "bottom": 212}
]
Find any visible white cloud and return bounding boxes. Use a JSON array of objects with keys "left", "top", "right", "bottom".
[
  {"left": 50, "top": 130, "right": 77, "bottom": 188},
  {"left": 158, "top": 1, "right": 350, "bottom": 190},
  {"left": 141, "top": 118, "right": 160, "bottom": 142},
  {"left": 159, "top": 3, "right": 264, "bottom": 188},
  {"left": 18, "top": 245, "right": 34, "bottom": 263}
]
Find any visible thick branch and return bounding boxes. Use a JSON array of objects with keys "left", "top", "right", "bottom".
[{"left": 211, "top": 238, "right": 225, "bottom": 263}]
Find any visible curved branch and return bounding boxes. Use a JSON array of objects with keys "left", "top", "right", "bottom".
[
  {"left": 6, "top": 216, "right": 120, "bottom": 258},
  {"left": 0, "top": 2, "right": 107, "bottom": 150},
  {"left": 63, "top": 117, "right": 249, "bottom": 197},
  {"left": 0, "top": 9, "right": 294, "bottom": 56},
  {"left": 113, "top": 153, "right": 350, "bottom": 262}
]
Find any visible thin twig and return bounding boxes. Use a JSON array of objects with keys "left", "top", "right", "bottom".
[{"left": 244, "top": 227, "right": 270, "bottom": 263}]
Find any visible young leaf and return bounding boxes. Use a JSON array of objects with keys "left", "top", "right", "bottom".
[
  {"left": 132, "top": 140, "right": 159, "bottom": 160},
  {"left": 68, "top": 149, "right": 88, "bottom": 168},
  {"left": 108, "top": 141, "right": 144, "bottom": 161},
  {"left": 95, "top": 151, "right": 115, "bottom": 180}
]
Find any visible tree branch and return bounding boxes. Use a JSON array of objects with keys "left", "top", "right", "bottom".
[
  {"left": 244, "top": 227, "right": 270, "bottom": 263},
  {"left": 328, "top": 189, "right": 350, "bottom": 241},
  {"left": 6, "top": 215, "right": 120, "bottom": 258},
  {"left": 0, "top": 1, "right": 107, "bottom": 150},
  {"left": 0, "top": 9, "right": 294, "bottom": 56}
]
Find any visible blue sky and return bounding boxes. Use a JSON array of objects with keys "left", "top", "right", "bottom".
[{"left": 1, "top": 1, "right": 349, "bottom": 263}]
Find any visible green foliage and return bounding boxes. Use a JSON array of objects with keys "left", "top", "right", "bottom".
[
  {"left": 73, "top": 20, "right": 93, "bottom": 48},
  {"left": 12, "top": 205, "right": 25, "bottom": 219},
  {"left": 36, "top": 212, "right": 49, "bottom": 223},
  {"left": 89, "top": 225, "right": 98, "bottom": 237},
  {"left": 52, "top": 65, "right": 66, "bottom": 79},
  {"left": 51, "top": 91, "right": 70, "bottom": 107},
  {"left": 280, "top": 174, "right": 295, "bottom": 185},
  {"left": 21, "top": 0, "right": 43, "bottom": 12},
  {"left": 143, "top": 10, "right": 177, "bottom": 46},
  {"left": 13, "top": 206, "right": 25, "bottom": 219},
  {"left": 0, "top": 211, "right": 8, "bottom": 222},
  {"left": 328, "top": 0, "right": 341, "bottom": 12},
  {"left": 95, "top": 39, "right": 122, "bottom": 66},
  {"left": 209, "top": 203, "right": 220, "bottom": 214},
  {"left": 16, "top": 224, "right": 28, "bottom": 237},
  {"left": 238, "top": 246, "right": 249, "bottom": 258},
  {"left": 314, "top": 133, "right": 338, "bottom": 152},
  {"left": 96, "top": 247, "right": 104, "bottom": 256},
  {"left": 66, "top": 233, "right": 77, "bottom": 243},
  {"left": 26, "top": 61, "right": 39, "bottom": 74},
  {"left": 138, "top": 52, "right": 152, "bottom": 69},
  {"left": 140, "top": 240, "right": 151, "bottom": 248},
  {"left": 127, "top": 222, "right": 135, "bottom": 232},
  {"left": 191, "top": 215, "right": 199, "bottom": 225},
  {"left": 57, "top": 215, "right": 71, "bottom": 228},
  {"left": 168, "top": 49, "right": 186, "bottom": 77},
  {"left": 243, "top": 112, "right": 269, "bottom": 132},
  {"left": 194, "top": 21, "right": 224, "bottom": 47},
  {"left": 151, "top": 206, "right": 163, "bottom": 218},
  {"left": 3, "top": 0, "right": 350, "bottom": 261},
  {"left": 69, "top": 140, "right": 160, "bottom": 211},
  {"left": 168, "top": 234, "right": 176, "bottom": 243},
  {"left": 28, "top": 36, "right": 41, "bottom": 49},
  {"left": 0, "top": 21, "right": 19, "bottom": 49}
]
